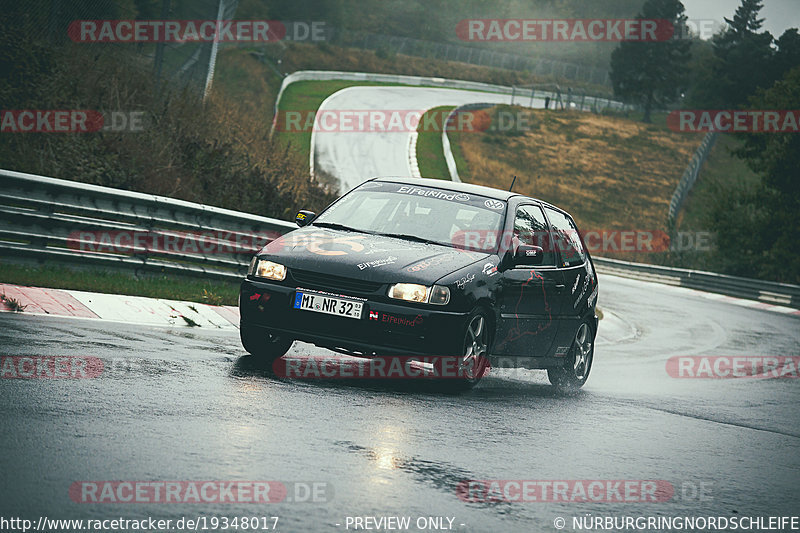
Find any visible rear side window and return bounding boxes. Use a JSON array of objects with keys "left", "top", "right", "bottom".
[
  {"left": 513, "top": 205, "right": 556, "bottom": 267},
  {"left": 544, "top": 208, "right": 586, "bottom": 268}
]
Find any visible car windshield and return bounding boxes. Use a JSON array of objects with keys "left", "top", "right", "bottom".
[{"left": 313, "top": 181, "right": 506, "bottom": 253}]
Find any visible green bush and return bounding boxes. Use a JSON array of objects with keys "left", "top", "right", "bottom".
[{"left": 0, "top": 21, "right": 335, "bottom": 220}]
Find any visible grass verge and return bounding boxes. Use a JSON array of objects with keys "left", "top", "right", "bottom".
[
  {"left": 216, "top": 43, "right": 616, "bottom": 181},
  {"left": 0, "top": 264, "right": 240, "bottom": 307},
  {"left": 448, "top": 106, "right": 703, "bottom": 233},
  {"left": 415, "top": 106, "right": 455, "bottom": 180}
]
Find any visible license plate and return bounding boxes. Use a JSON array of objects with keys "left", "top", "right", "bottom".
[{"left": 293, "top": 290, "right": 364, "bottom": 320}]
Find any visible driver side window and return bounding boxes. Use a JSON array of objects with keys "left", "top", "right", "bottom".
[{"left": 513, "top": 205, "right": 555, "bottom": 267}]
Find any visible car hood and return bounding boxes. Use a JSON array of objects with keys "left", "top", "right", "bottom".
[{"left": 259, "top": 227, "right": 489, "bottom": 284}]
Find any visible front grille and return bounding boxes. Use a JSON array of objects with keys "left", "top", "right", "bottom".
[{"left": 290, "top": 269, "right": 384, "bottom": 294}]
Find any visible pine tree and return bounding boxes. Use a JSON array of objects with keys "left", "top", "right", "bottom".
[
  {"left": 609, "top": 0, "right": 691, "bottom": 122},
  {"left": 724, "top": 0, "right": 765, "bottom": 33},
  {"left": 711, "top": 0, "right": 774, "bottom": 107},
  {"left": 710, "top": 67, "right": 800, "bottom": 283}
]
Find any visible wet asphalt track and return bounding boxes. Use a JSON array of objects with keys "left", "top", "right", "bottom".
[
  {"left": 311, "top": 86, "right": 546, "bottom": 192},
  {"left": 2, "top": 274, "right": 799, "bottom": 532}
]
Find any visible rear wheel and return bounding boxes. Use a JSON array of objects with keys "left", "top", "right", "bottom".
[
  {"left": 240, "top": 323, "right": 293, "bottom": 362},
  {"left": 548, "top": 321, "right": 593, "bottom": 392}
]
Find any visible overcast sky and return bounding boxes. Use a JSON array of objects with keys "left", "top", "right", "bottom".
[{"left": 681, "top": 0, "right": 800, "bottom": 38}]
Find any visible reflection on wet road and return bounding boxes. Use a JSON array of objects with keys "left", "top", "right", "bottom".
[{"left": 1, "top": 274, "right": 798, "bottom": 531}]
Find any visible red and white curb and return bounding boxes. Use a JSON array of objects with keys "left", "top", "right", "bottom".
[
  {"left": 1, "top": 280, "right": 798, "bottom": 328},
  {"left": 0, "top": 283, "right": 240, "bottom": 328}
]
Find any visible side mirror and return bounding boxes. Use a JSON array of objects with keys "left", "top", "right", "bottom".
[
  {"left": 513, "top": 244, "right": 544, "bottom": 266},
  {"left": 295, "top": 210, "right": 316, "bottom": 227}
]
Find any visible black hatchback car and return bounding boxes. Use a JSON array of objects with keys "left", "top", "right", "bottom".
[{"left": 240, "top": 177, "right": 598, "bottom": 389}]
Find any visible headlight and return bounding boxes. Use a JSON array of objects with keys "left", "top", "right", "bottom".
[
  {"left": 388, "top": 284, "right": 449, "bottom": 305},
  {"left": 250, "top": 258, "right": 286, "bottom": 281},
  {"left": 388, "top": 283, "right": 429, "bottom": 303}
]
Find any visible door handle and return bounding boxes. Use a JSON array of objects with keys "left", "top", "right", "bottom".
[{"left": 555, "top": 284, "right": 565, "bottom": 292}]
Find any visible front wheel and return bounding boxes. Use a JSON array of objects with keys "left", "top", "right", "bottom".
[
  {"left": 240, "top": 323, "right": 293, "bottom": 362},
  {"left": 548, "top": 321, "right": 594, "bottom": 392},
  {"left": 440, "top": 310, "right": 491, "bottom": 390}
]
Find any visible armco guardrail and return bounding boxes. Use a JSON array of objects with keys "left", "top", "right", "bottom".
[
  {"left": 2, "top": 168, "right": 798, "bottom": 309},
  {"left": 593, "top": 257, "right": 800, "bottom": 309},
  {"left": 0, "top": 169, "right": 294, "bottom": 281},
  {"left": 668, "top": 131, "right": 718, "bottom": 225}
]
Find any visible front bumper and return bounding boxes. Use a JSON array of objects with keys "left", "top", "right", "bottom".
[{"left": 240, "top": 278, "right": 469, "bottom": 356}]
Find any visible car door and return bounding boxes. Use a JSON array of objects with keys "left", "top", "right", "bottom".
[
  {"left": 543, "top": 206, "right": 595, "bottom": 357},
  {"left": 494, "top": 204, "right": 565, "bottom": 358}
]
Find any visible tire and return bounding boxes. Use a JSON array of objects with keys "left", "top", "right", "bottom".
[
  {"left": 548, "top": 321, "right": 594, "bottom": 392},
  {"left": 440, "top": 309, "right": 491, "bottom": 390},
  {"left": 240, "top": 323, "right": 293, "bottom": 362}
]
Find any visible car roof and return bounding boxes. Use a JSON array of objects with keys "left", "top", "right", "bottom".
[
  {"left": 371, "top": 176, "right": 527, "bottom": 202},
  {"left": 369, "top": 177, "right": 571, "bottom": 217}
]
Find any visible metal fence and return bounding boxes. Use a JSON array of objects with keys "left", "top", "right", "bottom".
[
  {"left": 225, "top": 26, "right": 612, "bottom": 87},
  {"left": 272, "top": 70, "right": 628, "bottom": 137},
  {"left": 509, "top": 85, "right": 627, "bottom": 112},
  {"left": 593, "top": 256, "right": 800, "bottom": 309},
  {"left": 667, "top": 132, "right": 718, "bottom": 225},
  {"left": 156, "top": 0, "right": 240, "bottom": 97},
  {"left": 2, "top": 168, "right": 798, "bottom": 309},
  {"left": 0, "top": 169, "right": 293, "bottom": 281},
  {"left": 334, "top": 31, "right": 611, "bottom": 87}
]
